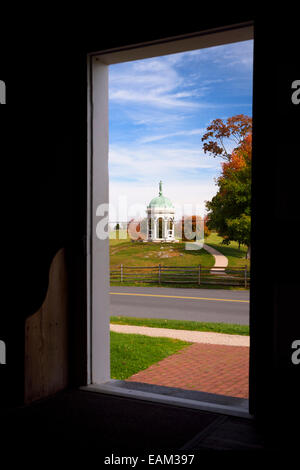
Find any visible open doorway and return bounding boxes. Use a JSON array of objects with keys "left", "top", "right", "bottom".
[{"left": 87, "top": 22, "right": 253, "bottom": 417}]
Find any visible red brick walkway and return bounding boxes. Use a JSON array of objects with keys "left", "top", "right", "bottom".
[{"left": 126, "top": 343, "right": 249, "bottom": 398}]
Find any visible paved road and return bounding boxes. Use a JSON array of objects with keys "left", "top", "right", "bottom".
[{"left": 110, "top": 286, "right": 249, "bottom": 325}]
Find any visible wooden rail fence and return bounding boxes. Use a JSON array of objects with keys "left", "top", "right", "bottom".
[{"left": 110, "top": 264, "right": 250, "bottom": 287}]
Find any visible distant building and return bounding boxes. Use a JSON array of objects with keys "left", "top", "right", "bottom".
[{"left": 146, "top": 181, "right": 175, "bottom": 242}]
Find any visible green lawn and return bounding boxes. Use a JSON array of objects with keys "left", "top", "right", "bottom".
[
  {"left": 110, "top": 230, "right": 249, "bottom": 269},
  {"left": 110, "top": 237, "right": 214, "bottom": 269},
  {"left": 110, "top": 331, "right": 191, "bottom": 380},
  {"left": 111, "top": 316, "right": 249, "bottom": 336},
  {"left": 110, "top": 280, "right": 247, "bottom": 290}
]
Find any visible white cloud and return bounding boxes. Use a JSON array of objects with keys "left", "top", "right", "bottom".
[
  {"left": 109, "top": 56, "right": 202, "bottom": 110},
  {"left": 109, "top": 88, "right": 200, "bottom": 109},
  {"left": 138, "top": 128, "right": 206, "bottom": 144},
  {"left": 109, "top": 144, "right": 219, "bottom": 178}
]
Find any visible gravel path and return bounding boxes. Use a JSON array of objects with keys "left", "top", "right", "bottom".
[{"left": 203, "top": 243, "right": 229, "bottom": 273}]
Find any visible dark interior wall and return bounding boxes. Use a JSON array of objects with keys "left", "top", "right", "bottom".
[
  {"left": 0, "top": 35, "right": 89, "bottom": 403},
  {"left": 250, "top": 19, "right": 300, "bottom": 446},
  {"left": 0, "top": 10, "right": 299, "bottom": 445}
]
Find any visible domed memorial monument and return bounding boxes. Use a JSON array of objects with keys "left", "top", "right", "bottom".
[{"left": 146, "top": 181, "right": 175, "bottom": 242}]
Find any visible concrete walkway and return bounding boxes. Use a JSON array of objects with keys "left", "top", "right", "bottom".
[
  {"left": 110, "top": 324, "right": 249, "bottom": 347},
  {"left": 203, "top": 243, "right": 228, "bottom": 273}
]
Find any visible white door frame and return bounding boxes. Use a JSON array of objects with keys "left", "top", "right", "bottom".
[{"left": 86, "top": 22, "right": 254, "bottom": 387}]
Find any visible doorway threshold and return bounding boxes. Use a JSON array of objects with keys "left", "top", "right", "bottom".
[{"left": 81, "top": 380, "right": 251, "bottom": 419}]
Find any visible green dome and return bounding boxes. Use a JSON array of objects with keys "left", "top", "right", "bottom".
[
  {"left": 148, "top": 195, "right": 173, "bottom": 208},
  {"left": 147, "top": 181, "right": 174, "bottom": 209}
]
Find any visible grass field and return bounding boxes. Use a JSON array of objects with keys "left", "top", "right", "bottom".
[
  {"left": 110, "top": 331, "right": 191, "bottom": 380},
  {"left": 110, "top": 237, "right": 214, "bottom": 269},
  {"left": 110, "top": 230, "right": 249, "bottom": 269}
]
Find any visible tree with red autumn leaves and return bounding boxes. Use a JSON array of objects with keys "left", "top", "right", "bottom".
[
  {"left": 202, "top": 114, "right": 252, "bottom": 160},
  {"left": 202, "top": 115, "right": 252, "bottom": 258}
]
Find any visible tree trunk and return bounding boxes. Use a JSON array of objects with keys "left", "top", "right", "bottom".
[{"left": 246, "top": 245, "right": 251, "bottom": 259}]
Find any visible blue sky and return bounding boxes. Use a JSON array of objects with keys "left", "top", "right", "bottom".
[{"left": 108, "top": 39, "right": 253, "bottom": 222}]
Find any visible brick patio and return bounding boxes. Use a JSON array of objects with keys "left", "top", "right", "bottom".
[{"left": 126, "top": 343, "right": 249, "bottom": 398}]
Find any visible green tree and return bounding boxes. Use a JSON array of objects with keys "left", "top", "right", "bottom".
[{"left": 203, "top": 116, "right": 252, "bottom": 259}]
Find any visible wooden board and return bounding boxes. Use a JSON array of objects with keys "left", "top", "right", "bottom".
[{"left": 24, "top": 248, "right": 68, "bottom": 403}]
